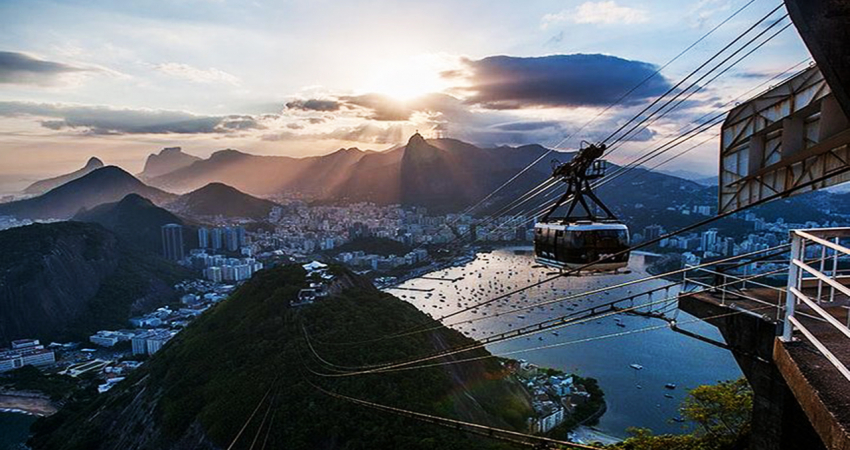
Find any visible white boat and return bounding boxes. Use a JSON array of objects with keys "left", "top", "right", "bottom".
[{"left": 630, "top": 363, "right": 643, "bottom": 370}]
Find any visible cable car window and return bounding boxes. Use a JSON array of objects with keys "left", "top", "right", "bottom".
[{"left": 572, "top": 231, "right": 585, "bottom": 248}]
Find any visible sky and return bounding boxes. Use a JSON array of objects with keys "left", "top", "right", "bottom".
[{"left": 0, "top": 0, "right": 811, "bottom": 192}]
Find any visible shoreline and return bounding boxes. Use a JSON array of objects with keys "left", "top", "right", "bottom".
[
  {"left": 570, "top": 425, "right": 623, "bottom": 446},
  {"left": 0, "top": 393, "right": 58, "bottom": 417}
]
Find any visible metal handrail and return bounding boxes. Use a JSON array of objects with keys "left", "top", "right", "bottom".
[{"left": 782, "top": 228, "right": 850, "bottom": 382}]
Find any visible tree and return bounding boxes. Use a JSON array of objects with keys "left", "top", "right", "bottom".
[
  {"left": 610, "top": 378, "right": 752, "bottom": 450},
  {"left": 681, "top": 378, "right": 752, "bottom": 445}
]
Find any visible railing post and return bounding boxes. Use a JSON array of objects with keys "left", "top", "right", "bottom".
[
  {"left": 818, "top": 243, "right": 827, "bottom": 303},
  {"left": 783, "top": 232, "right": 803, "bottom": 342},
  {"left": 831, "top": 237, "right": 839, "bottom": 303}
]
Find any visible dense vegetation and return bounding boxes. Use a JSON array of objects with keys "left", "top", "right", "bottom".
[
  {"left": 30, "top": 265, "right": 531, "bottom": 450},
  {"left": 0, "top": 366, "right": 87, "bottom": 403}
]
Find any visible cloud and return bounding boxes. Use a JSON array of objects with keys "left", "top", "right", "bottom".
[
  {"left": 446, "top": 54, "right": 670, "bottom": 109},
  {"left": 0, "top": 51, "right": 89, "bottom": 85},
  {"left": 324, "top": 123, "right": 405, "bottom": 144},
  {"left": 542, "top": 1, "right": 649, "bottom": 28},
  {"left": 0, "top": 101, "right": 264, "bottom": 135},
  {"left": 493, "top": 121, "right": 562, "bottom": 131},
  {"left": 285, "top": 99, "right": 341, "bottom": 111},
  {"left": 338, "top": 93, "right": 414, "bottom": 121},
  {"left": 690, "top": 0, "right": 732, "bottom": 29},
  {"left": 154, "top": 62, "right": 240, "bottom": 85},
  {"left": 262, "top": 123, "right": 405, "bottom": 145}
]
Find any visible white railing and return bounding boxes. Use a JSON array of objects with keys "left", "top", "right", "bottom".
[
  {"left": 683, "top": 263, "right": 786, "bottom": 319},
  {"left": 782, "top": 228, "right": 850, "bottom": 382}
]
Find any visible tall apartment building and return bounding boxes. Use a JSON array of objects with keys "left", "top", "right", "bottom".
[{"left": 161, "top": 223, "right": 185, "bottom": 261}]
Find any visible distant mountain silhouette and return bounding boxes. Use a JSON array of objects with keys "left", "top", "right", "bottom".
[
  {"left": 23, "top": 156, "right": 104, "bottom": 195},
  {"left": 0, "top": 166, "right": 176, "bottom": 220},
  {"left": 74, "top": 194, "right": 196, "bottom": 254},
  {"left": 148, "top": 147, "right": 368, "bottom": 196},
  {"left": 168, "top": 182, "right": 279, "bottom": 219},
  {"left": 143, "top": 134, "right": 706, "bottom": 214},
  {"left": 139, "top": 147, "right": 201, "bottom": 179},
  {"left": 146, "top": 136, "right": 557, "bottom": 212}
]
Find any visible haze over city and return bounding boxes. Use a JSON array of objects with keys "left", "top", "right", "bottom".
[{"left": 0, "top": 0, "right": 808, "bottom": 192}]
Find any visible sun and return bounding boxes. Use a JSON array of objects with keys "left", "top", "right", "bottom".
[{"left": 361, "top": 55, "right": 454, "bottom": 101}]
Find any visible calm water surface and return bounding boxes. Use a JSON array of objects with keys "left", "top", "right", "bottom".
[
  {"left": 0, "top": 412, "right": 35, "bottom": 450},
  {"left": 386, "top": 247, "right": 742, "bottom": 437}
]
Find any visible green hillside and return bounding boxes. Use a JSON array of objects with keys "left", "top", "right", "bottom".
[{"left": 30, "top": 265, "right": 531, "bottom": 450}]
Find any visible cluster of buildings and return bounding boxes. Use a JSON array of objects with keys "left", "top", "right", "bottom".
[
  {"left": 336, "top": 248, "right": 429, "bottom": 271},
  {"left": 161, "top": 224, "right": 250, "bottom": 263},
  {"left": 0, "top": 215, "right": 60, "bottom": 232},
  {"left": 510, "top": 360, "right": 595, "bottom": 434},
  {"left": 197, "top": 226, "right": 247, "bottom": 252},
  {"left": 635, "top": 211, "right": 848, "bottom": 269},
  {"left": 185, "top": 250, "right": 264, "bottom": 282},
  {"left": 86, "top": 280, "right": 231, "bottom": 356},
  {"left": 131, "top": 329, "right": 178, "bottom": 356},
  {"left": 292, "top": 261, "right": 334, "bottom": 306},
  {"left": 248, "top": 203, "right": 532, "bottom": 260},
  {"left": 0, "top": 339, "right": 56, "bottom": 373}
]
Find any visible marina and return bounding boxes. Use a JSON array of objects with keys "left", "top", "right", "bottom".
[{"left": 386, "top": 247, "right": 742, "bottom": 438}]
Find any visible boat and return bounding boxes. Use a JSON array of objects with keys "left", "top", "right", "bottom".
[
  {"left": 664, "top": 394, "right": 674, "bottom": 399},
  {"left": 630, "top": 363, "right": 643, "bottom": 370},
  {"left": 665, "top": 383, "right": 677, "bottom": 390},
  {"left": 672, "top": 417, "right": 685, "bottom": 423},
  {"left": 616, "top": 322, "right": 626, "bottom": 328}
]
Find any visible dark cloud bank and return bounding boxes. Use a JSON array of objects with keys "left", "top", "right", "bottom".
[
  {"left": 447, "top": 54, "right": 671, "bottom": 109},
  {"left": 0, "top": 51, "right": 88, "bottom": 85}
]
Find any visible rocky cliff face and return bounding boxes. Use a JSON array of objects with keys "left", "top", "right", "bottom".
[
  {"left": 0, "top": 223, "right": 120, "bottom": 342},
  {"left": 0, "top": 222, "right": 188, "bottom": 342}
]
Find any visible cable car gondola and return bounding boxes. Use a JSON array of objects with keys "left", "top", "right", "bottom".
[{"left": 533, "top": 142, "right": 630, "bottom": 272}]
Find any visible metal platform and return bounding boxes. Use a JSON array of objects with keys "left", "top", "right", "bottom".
[{"left": 680, "top": 229, "right": 850, "bottom": 449}]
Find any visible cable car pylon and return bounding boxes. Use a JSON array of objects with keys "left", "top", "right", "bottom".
[{"left": 534, "top": 142, "right": 630, "bottom": 273}]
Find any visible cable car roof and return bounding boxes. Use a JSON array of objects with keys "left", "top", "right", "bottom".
[{"left": 535, "top": 222, "right": 628, "bottom": 231}]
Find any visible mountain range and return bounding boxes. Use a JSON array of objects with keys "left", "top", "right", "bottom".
[
  {"left": 0, "top": 166, "right": 176, "bottom": 220},
  {"left": 8, "top": 135, "right": 715, "bottom": 220},
  {"left": 144, "top": 134, "right": 560, "bottom": 213},
  {"left": 166, "top": 182, "right": 278, "bottom": 219},
  {"left": 74, "top": 194, "right": 198, "bottom": 254},
  {"left": 22, "top": 157, "right": 104, "bottom": 196},
  {"left": 139, "top": 147, "right": 201, "bottom": 180}
]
